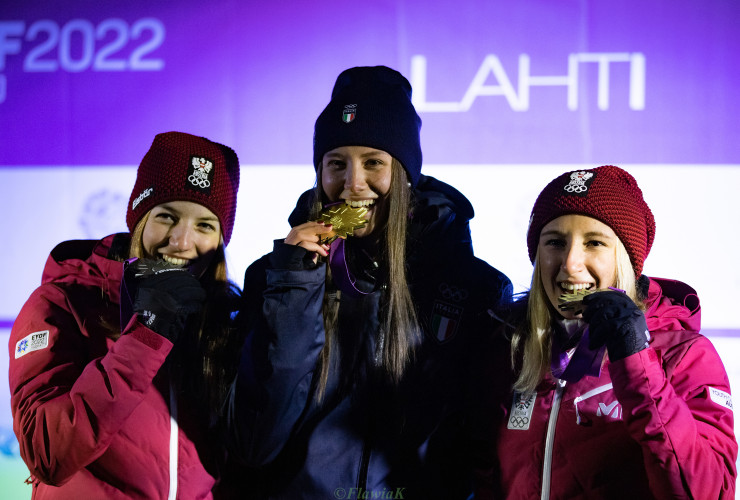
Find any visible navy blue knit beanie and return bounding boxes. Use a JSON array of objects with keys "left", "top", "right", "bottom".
[{"left": 313, "top": 66, "right": 423, "bottom": 187}]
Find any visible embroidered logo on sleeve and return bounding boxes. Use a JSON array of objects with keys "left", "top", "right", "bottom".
[
  {"left": 15, "top": 330, "right": 50, "bottom": 359},
  {"left": 507, "top": 391, "right": 536, "bottom": 430},
  {"left": 708, "top": 387, "right": 734, "bottom": 412}
]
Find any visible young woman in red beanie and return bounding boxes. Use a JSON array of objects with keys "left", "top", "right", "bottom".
[
  {"left": 227, "top": 66, "right": 512, "bottom": 499},
  {"left": 476, "top": 165, "right": 737, "bottom": 499},
  {"left": 9, "top": 132, "right": 242, "bottom": 499}
]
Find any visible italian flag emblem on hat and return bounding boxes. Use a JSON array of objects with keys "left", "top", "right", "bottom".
[{"left": 342, "top": 104, "right": 357, "bottom": 123}]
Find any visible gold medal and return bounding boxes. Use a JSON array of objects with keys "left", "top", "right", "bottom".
[
  {"left": 558, "top": 287, "right": 622, "bottom": 312},
  {"left": 314, "top": 203, "right": 369, "bottom": 244},
  {"left": 558, "top": 286, "right": 625, "bottom": 314},
  {"left": 558, "top": 288, "right": 600, "bottom": 312}
]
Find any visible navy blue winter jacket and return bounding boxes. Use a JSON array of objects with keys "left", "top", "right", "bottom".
[{"left": 228, "top": 175, "right": 512, "bottom": 499}]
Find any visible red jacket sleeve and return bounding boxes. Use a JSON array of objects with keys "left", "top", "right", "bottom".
[
  {"left": 610, "top": 335, "right": 737, "bottom": 500},
  {"left": 8, "top": 284, "right": 172, "bottom": 486}
]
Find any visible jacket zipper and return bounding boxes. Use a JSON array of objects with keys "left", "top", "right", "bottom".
[
  {"left": 541, "top": 379, "right": 566, "bottom": 500},
  {"left": 357, "top": 438, "right": 371, "bottom": 492},
  {"left": 168, "top": 379, "right": 179, "bottom": 500}
]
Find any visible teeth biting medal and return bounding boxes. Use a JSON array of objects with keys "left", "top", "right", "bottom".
[
  {"left": 558, "top": 286, "right": 626, "bottom": 314},
  {"left": 314, "top": 202, "right": 369, "bottom": 244}
]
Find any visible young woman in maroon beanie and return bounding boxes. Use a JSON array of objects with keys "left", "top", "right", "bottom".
[
  {"left": 9, "top": 131, "right": 242, "bottom": 499},
  {"left": 476, "top": 165, "right": 737, "bottom": 499}
]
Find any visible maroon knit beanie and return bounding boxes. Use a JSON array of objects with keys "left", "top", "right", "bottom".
[
  {"left": 526, "top": 165, "right": 655, "bottom": 276},
  {"left": 126, "top": 132, "right": 240, "bottom": 245}
]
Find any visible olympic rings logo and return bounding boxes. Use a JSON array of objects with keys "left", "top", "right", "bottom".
[
  {"left": 508, "top": 416, "right": 529, "bottom": 428},
  {"left": 564, "top": 183, "right": 588, "bottom": 193},
  {"left": 439, "top": 283, "right": 468, "bottom": 302},
  {"left": 188, "top": 174, "right": 211, "bottom": 189}
]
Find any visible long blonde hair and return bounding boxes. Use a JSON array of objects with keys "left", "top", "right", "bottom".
[
  {"left": 511, "top": 237, "right": 641, "bottom": 393},
  {"left": 314, "top": 159, "right": 420, "bottom": 400}
]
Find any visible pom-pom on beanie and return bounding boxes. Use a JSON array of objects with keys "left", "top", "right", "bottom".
[
  {"left": 313, "top": 65, "right": 423, "bottom": 187},
  {"left": 526, "top": 165, "right": 655, "bottom": 276},
  {"left": 126, "top": 131, "right": 240, "bottom": 245}
]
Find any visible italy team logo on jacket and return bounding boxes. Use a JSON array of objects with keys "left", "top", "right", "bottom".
[
  {"left": 431, "top": 301, "right": 462, "bottom": 342},
  {"left": 431, "top": 283, "right": 467, "bottom": 343}
]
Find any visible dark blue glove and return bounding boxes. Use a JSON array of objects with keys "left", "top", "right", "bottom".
[
  {"left": 583, "top": 290, "right": 649, "bottom": 361},
  {"left": 131, "top": 259, "right": 206, "bottom": 342}
]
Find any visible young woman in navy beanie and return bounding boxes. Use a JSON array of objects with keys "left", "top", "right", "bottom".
[
  {"left": 475, "top": 165, "right": 737, "bottom": 498},
  {"left": 9, "top": 131, "right": 243, "bottom": 499},
  {"left": 228, "top": 66, "right": 512, "bottom": 498}
]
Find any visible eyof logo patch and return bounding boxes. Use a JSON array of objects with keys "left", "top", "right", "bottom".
[
  {"left": 15, "top": 330, "right": 50, "bottom": 359},
  {"left": 131, "top": 187, "right": 153, "bottom": 210},
  {"left": 508, "top": 391, "right": 536, "bottom": 430},
  {"left": 187, "top": 156, "right": 214, "bottom": 194},
  {"left": 563, "top": 170, "right": 595, "bottom": 197},
  {"left": 708, "top": 387, "right": 734, "bottom": 411},
  {"left": 431, "top": 301, "right": 463, "bottom": 343},
  {"left": 342, "top": 104, "right": 357, "bottom": 123}
]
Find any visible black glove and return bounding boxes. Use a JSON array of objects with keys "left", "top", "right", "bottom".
[
  {"left": 583, "top": 290, "right": 649, "bottom": 362},
  {"left": 132, "top": 261, "right": 206, "bottom": 342}
]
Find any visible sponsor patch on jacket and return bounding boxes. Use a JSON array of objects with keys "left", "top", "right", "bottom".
[
  {"left": 572, "top": 383, "right": 620, "bottom": 425},
  {"left": 431, "top": 301, "right": 462, "bottom": 343},
  {"left": 508, "top": 391, "right": 536, "bottom": 430},
  {"left": 708, "top": 387, "right": 734, "bottom": 412},
  {"left": 15, "top": 330, "right": 49, "bottom": 359}
]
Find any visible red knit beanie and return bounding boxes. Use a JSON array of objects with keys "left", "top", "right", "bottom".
[
  {"left": 526, "top": 165, "right": 655, "bottom": 276},
  {"left": 126, "top": 132, "right": 240, "bottom": 245}
]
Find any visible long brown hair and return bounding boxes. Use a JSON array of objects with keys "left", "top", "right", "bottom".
[{"left": 314, "top": 159, "right": 420, "bottom": 400}]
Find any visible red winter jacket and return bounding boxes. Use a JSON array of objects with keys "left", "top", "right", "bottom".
[
  {"left": 9, "top": 234, "right": 217, "bottom": 500},
  {"left": 481, "top": 277, "right": 737, "bottom": 499}
]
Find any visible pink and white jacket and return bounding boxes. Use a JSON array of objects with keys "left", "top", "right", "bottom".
[
  {"left": 479, "top": 277, "right": 737, "bottom": 499},
  {"left": 9, "top": 235, "right": 218, "bottom": 499}
]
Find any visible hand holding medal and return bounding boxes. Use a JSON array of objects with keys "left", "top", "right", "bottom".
[
  {"left": 283, "top": 202, "right": 369, "bottom": 259},
  {"left": 314, "top": 202, "right": 369, "bottom": 244}
]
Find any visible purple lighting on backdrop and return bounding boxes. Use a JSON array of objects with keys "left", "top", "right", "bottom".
[
  {"left": 1, "top": 3, "right": 739, "bottom": 495},
  {"left": 2, "top": 1, "right": 739, "bottom": 166}
]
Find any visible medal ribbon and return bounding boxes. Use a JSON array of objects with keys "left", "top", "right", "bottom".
[
  {"left": 551, "top": 324, "right": 606, "bottom": 382},
  {"left": 328, "top": 238, "right": 372, "bottom": 298}
]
